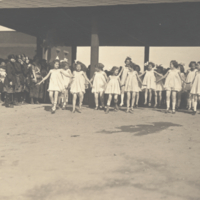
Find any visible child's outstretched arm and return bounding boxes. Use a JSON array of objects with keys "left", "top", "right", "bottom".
[
  {"left": 83, "top": 72, "right": 92, "bottom": 86},
  {"left": 156, "top": 71, "right": 169, "bottom": 83},
  {"left": 136, "top": 73, "right": 143, "bottom": 85},
  {"left": 90, "top": 72, "right": 96, "bottom": 83},
  {"left": 179, "top": 72, "right": 194, "bottom": 84},
  {"left": 123, "top": 73, "right": 128, "bottom": 87},
  {"left": 117, "top": 67, "right": 124, "bottom": 77},
  {"left": 60, "top": 69, "right": 73, "bottom": 78},
  {"left": 154, "top": 71, "right": 163, "bottom": 77},
  {"left": 139, "top": 71, "right": 146, "bottom": 78},
  {"left": 36, "top": 71, "right": 51, "bottom": 85},
  {"left": 103, "top": 72, "right": 109, "bottom": 82}
]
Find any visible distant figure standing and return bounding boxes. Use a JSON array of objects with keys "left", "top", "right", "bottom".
[
  {"left": 190, "top": 62, "right": 200, "bottom": 115},
  {"left": 4, "top": 55, "right": 17, "bottom": 108}
]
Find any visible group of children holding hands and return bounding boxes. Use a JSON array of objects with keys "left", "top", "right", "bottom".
[{"left": 36, "top": 56, "right": 200, "bottom": 115}]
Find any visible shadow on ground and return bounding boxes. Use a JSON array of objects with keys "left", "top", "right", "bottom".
[{"left": 98, "top": 122, "right": 181, "bottom": 136}]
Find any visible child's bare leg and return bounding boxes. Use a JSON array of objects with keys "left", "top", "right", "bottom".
[
  {"left": 72, "top": 93, "right": 77, "bottom": 113},
  {"left": 114, "top": 94, "right": 119, "bottom": 111},
  {"left": 54, "top": 91, "right": 59, "bottom": 107},
  {"left": 49, "top": 91, "right": 54, "bottom": 105},
  {"left": 78, "top": 92, "right": 84, "bottom": 110},
  {"left": 172, "top": 91, "right": 177, "bottom": 113},
  {"left": 136, "top": 92, "right": 139, "bottom": 107},
  {"left": 94, "top": 92, "right": 99, "bottom": 109},
  {"left": 100, "top": 92, "right": 105, "bottom": 108},
  {"left": 166, "top": 91, "right": 171, "bottom": 111},
  {"left": 148, "top": 89, "right": 152, "bottom": 106},
  {"left": 193, "top": 95, "right": 198, "bottom": 114},
  {"left": 120, "top": 86, "right": 125, "bottom": 106},
  {"left": 131, "top": 92, "right": 136, "bottom": 109},
  {"left": 154, "top": 91, "right": 158, "bottom": 107},
  {"left": 106, "top": 94, "right": 112, "bottom": 114},
  {"left": 159, "top": 91, "right": 162, "bottom": 107},
  {"left": 177, "top": 92, "right": 181, "bottom": 108},
  {"left": 188, "top": 93, "right": 192, "bottom": 110},
  {"left": 144, "top": 89, "right": 148, "bottom": 105},
  {"left": 126, "top": 92, "right": 130, "bottom": 112}
]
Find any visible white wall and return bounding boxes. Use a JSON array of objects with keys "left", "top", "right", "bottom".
[
  {"left": 77, "top": 46, "right": 145, "bottom": 71},
  {"left": 0, "top": 25, "right": 14, "bottom": 31},
  {"left": 150, "top": 47, "right": 200, "bottom": 70}
]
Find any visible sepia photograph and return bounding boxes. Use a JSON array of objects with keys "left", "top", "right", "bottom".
[{"left": 0, "top": 0, "right": 200, "bottom": 200}]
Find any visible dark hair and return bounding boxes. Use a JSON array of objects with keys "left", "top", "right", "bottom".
[
  {"left": 197, "top": 61, "right": 200, "bottom": 65},
  {"left": 96, "top": 63, "right": 104, "bottom": 70},
  {"left": 156, "top": 65, "right": 164, "bottom": 74},
  {"left": 170, "top": 60, "right": 178, "bottom": 68},
  {"left": 61, "top": 61, "right": 69, "bottom": 69},
  {"left": 127, "top": 63, "right": 135, "bottom": 70},
  {"left": 8, "top": 54, "right": 15, "bottom": 60},
  {"left": 110, "top": 66, "right": 119, "bottom": 75},
  {"left": 124, "top": 57, "right": 132, "bottom": 64},
  {"left": 189, "top": 61, "right": 197, "bottom": 68},
  {"left": 178, "top": 64, "right": 185, "bottom": 73},
  {"left": 134, "top": 65, "right": 141, "bottom": 72},
  {"left": 148, "top": 62, "right": 155, "bottom": 68},
  {"left": 53, "top": 59, "right": 60, "bottom": 65}
]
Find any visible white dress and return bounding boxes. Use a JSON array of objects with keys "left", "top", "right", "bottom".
[
  {"left": 155, "top": 74, "right": 164, "bottom": 91},
  {"left": 105, "top": 75, "right": 121, "bottom": 95},
  {"left": 120, "top": 66, "right": 129, "bottom": 86},
  {"left": 142, "top": 69, "right": 156, "bottom": 90},
  {"left": 185, "top": 69, "right": 197, "bottom": 91},
  {"left": 190, "top": 72, "right": 200, "bottom": 95},
  {"left": 164, "top": 69, "right": 182, "bottom": 91},
  {"left": 180, "top": 72, "right": 186, "bottom": 91},
  {"left": 92, "top": 71, "right": 107, "bottom": 93},
  {"left": 70, "top": 71, "right": 85, "bottom": 94},
  {"left": 61, "top": 69, "right": 71, "bottom": 89},
  {"left": 48, "top": 69, "right": 65, "bottom": 92},
  {"left": 125, "top": 71, "right": 140, "bottom": 92}
]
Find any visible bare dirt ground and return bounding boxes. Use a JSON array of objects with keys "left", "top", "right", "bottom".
[{"left": 0, "top": 103, "right": 200, "bottom": 200}]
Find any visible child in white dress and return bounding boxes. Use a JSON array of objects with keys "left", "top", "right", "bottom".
[
  {"left": 105, "top": 66, "right": 124, "bottom": 114},
  {"left": 155, "top": 65, "right": 164, "bottom": 108},
  {"left": 37, "top": 60, "right": 65, "bottom": 114},
  {"left": 120, "top": 57, "right": 132, "bottom": 106},
  {"left": 70, "top": 62, "right": 91, "bottom": 113},
  {"left": 185, "top": 61, "right": 197, "bottom": 110},
  {"left": 134, "top": 65, "right": 142, "bottom": 108},
  {"left": 90, "top": 63, "right": 108, "bottom": 110},
  {"left": 177, "top": 63, "right": 186, "bottom": 109},
  {"left": 124, "top": 63, "right": 143, "bottom": 113},
  {"left": 190, "top": 62, "right": 200, "bottom": 115},
  {"left": 140, "top": 62, "right": 163, "bottom": 107},
  {"left": 60, "top": 61, "right": 73, "bottom": 110},
  {"left": 156, "top": 60, "right": 190, "bottom": 114}
]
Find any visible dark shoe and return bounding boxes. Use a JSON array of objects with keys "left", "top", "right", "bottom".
[
  {"left": 105, "top": 107, "right": 109, "bottom": 114},
  {"left": 192, "top": 111, "right": 197, "bottom": 115},
  {"left": 165, "top": 109, "right": 170, "bottom": 114},
  {"left": 114, "top": 99, "right": 119, "bottom": 110}
]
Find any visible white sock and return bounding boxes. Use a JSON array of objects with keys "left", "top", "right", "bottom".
[
  {"left": 188, "top": 100, "right": 191, "bottom": 109},
  {"left": 172, "top": 102, "right": 176, "bottom": 110},
  {"left": 166, "top": 100, "right": 170, "bottom": 109},
  {"left": 193, "top": 102, "right": 197, "bottom": 111},
  {"left": 191, "top": 99, "right": 194, "bottom": 108}
]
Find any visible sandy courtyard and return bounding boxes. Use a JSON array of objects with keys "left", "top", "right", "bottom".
[{"left": 0, "top": 104, "right": 200, "bottom": 200}]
